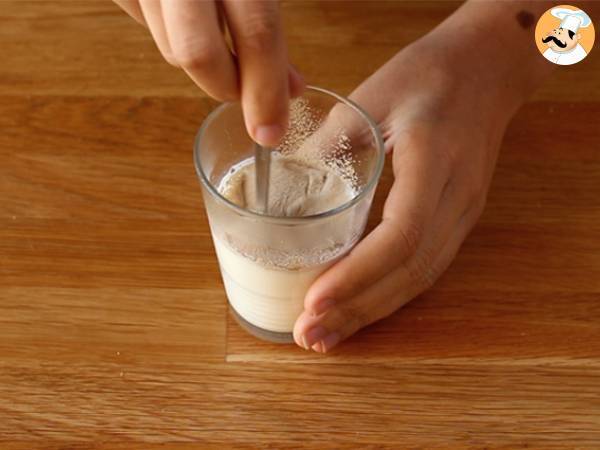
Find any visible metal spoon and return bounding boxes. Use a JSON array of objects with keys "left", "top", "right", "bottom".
[{"left": 254, "top": 143, "right": 271, "bottom": 214}]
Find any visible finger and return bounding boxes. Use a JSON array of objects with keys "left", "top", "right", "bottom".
[
  {"left": 304, "top": 217, "right": 470, "bottom": 353},
  {"left": 290, "top": 100, "right": 373, "bottom": 173},
  {"left": 223, "top": 0, "right": 290, "bottom": 146},
  {"left": 303, "top": 132, "right": 449, "bottom": 317},
  {"left": 288, "top": 64, "right": 306, "bottom": 98},
  {"left": 296, "top": 173, "right": 477, "bottom": 350},
  {"left": 161, "top": 0, "right": 239, "bottom": 101},
  {"left": 295, "top": 191, "right": 476, "bottom": 351},
  {"left": 113, "top": 0, "right": 146, "bottom": 26},
  {"left": 337, "top": 207, "right": 476, "bottom": 352},
  {"left": 295, "top": 265, "right": 420, "bottom": 352},
  {"left": 139, "top": 0, "right": 177, "bottom": 66}
]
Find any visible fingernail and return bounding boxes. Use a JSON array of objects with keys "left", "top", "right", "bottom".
[
  {"left": 320, "top": 332, "right": 341, "bottom": 353},
  {"left": 301, "top": 335, "right": 310, "bottom": 350},
  {"left": 289, "top": 63, "right": 305, "bottom": 84},
  {"left": 290, "top": 62, "right": 302, "bottom": 76},
  {"left": 311, "top": 298, "right": 335, "bottom": 316},
  {"left": 303, "top": 325, "right": 328, "bottom": 349},
  {"left": 311, "top": 341, "right": 324, "bottom": 353},
  {"left": 254, "top": 124, "right": 283, "bottom": 147},
  {"left": 288, "top": 64, "right": 306, "bottom": 98}
]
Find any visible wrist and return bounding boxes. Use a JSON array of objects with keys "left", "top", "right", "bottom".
[
  {"left": 410, "top": 1, "right": 555, "bottom": 124},
  {"left": 399, "top": 39, "right": 516, "bottom": 133}
]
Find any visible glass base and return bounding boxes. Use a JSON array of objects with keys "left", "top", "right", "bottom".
[{"left": 229, "top": 304, "right": 294, "bottom": 344}]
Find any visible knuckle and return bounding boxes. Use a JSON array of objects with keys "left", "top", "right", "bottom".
[
  {"left": 393, "top": 220, "right": 424, "bottom": 258},
  {"left": 455, "top": 162, "right": 487, "bottom": 206},
  {"left": 471, "top": 194, "right": 488, "bottom": 220},
  {"left": 172, "top": 38, "right": 218, "bottom": 69},
  {"left": 406, "top": 247, "right": 439, "bottom": 290},
  {"left": 238, "top": 14, "right": 278, "bottom": 51},
  {"left": 211, "top": 87, "right": 239, "bottom": 103},
  {"left": 466, "top": 172, "right": 487, "bottom": 205},
  {"left": 394, "top": 126, "right": 428, "bottom": 159},
  {"left": 327, "top": 103, "right": 348, "bottom": 127},
  {"left": 467, "top": 181, "right": 486, "bottom": 211},
  {"left": 439, "top": 148, "right": 457, "bottom": 174},
  {"left": 339, "top": 304, "right": 372, "bottom": 332},
  {"left": 329, "top": 101, "right": 359, "bottom": 124}
]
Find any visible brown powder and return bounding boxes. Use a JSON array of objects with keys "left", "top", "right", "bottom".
[
  {"left": 220, "top": 97, "right": 360, "bottom": 217},
  {"left": 219, "top": 153, "right": 355, "bottom": 217}
]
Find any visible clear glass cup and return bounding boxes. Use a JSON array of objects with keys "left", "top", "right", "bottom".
[{"left": 194, "top": 86, "right": 384, "bottom": 343}]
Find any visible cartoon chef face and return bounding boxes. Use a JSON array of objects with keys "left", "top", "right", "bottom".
[{"left": 542, "top": 27, "right": 581, "bottom": 52}]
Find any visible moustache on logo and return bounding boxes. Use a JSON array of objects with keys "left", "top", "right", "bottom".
[{"left": 542, "top": 35, "right": 567, "bottom": 48}]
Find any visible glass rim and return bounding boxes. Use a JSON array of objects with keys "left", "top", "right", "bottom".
[{"left": 193, "top": 85, "right": 385, "bottom": 225}]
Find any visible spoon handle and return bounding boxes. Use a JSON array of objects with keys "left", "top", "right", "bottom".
[{"left": 254, "top": 143, "right": 271, "bottom": 214}]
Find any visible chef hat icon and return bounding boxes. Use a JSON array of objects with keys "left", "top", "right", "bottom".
[{"left": 551, "top": 7, "right": 592, "bottom": 33}]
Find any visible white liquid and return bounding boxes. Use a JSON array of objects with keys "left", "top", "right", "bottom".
[
  {"left": 213, "top": 237, "right": 335, "bottom": 333},
  {"left": 213, "top": 153, "right": 358, "bottom": 333}
]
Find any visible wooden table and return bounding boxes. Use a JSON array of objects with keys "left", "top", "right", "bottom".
[{"left": 2, "top": 1, "right": 599, "bottom": 448}]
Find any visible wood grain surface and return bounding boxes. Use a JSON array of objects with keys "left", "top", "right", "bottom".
[{"left": 1, "top": 1, "right": 599, "bottom": 448}]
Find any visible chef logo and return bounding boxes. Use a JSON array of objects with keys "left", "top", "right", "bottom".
[{"left": 535, "top": 5, "right": 595, "bottom": 65}]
